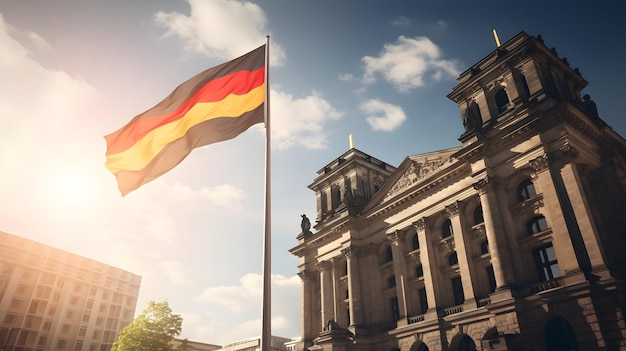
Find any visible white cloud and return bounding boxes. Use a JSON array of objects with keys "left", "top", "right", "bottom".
[
  {"left": 155, "top": 0, "right": 286, "bottom": 65},
  {"left": 391, "top": 16, "right": 411, "bottom": 27},
  {"left": 271, "top": 88, "right": 344, "bottom": 150},
  {"left": 188, "top": 273, "right": 300, "bottom": 342},
  {"left": 360, "top": 99, "right": 407, "bottom": 132},
  {"left": 338, "top": 73, "right": 355, "bottom": 81},
  {"left": 362, "top": 35, "right": 460, "bottom": 92}
]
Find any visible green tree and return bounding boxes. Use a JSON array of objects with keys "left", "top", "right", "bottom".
[{"left": 112, "top": 300, "right": 183, "bottom": 351}]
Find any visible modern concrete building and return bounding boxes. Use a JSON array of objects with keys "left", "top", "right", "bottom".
[
  {"left": 0, "top": 231, "right": 141, "bottom": 351},
  {"left": 290, "top": 32, "right": 626, "bottom": 351}
]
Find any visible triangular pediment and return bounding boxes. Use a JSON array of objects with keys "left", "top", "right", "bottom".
[{"left": 382, "top": 147, "right": 461, "bottom": 201}]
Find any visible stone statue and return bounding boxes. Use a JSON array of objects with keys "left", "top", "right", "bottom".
[
  {"left": 582, "top": 94, "right": 599, "bottom": 119},
  {"left": 300, "top": 214, "right": 311, "bottom": 233},
  {"left": 462, "top": 101, "right": 482, "bottom": 131}
]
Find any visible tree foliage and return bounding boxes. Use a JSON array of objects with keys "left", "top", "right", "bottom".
[{"left": 112, "top": 300, "right": 183, "bottom": 351}]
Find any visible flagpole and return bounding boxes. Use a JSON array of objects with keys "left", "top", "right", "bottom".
[{"left": 261, "top": 35, "right": 271, "bottom": 351}]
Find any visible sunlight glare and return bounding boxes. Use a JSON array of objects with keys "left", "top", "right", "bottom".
[{"left": 50, "top": 170, "right": 97, "bottom": 206}]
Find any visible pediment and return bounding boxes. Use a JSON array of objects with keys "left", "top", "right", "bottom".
[{"left": 383, "top": 147, "right": 461, "bottom": 201}]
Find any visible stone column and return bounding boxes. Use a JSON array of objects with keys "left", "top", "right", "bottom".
[
  {"left": 298, "top": 270, "right": 317, "bottom": 343},
  {"left": 318, "top": 261, "right": 335, "bottom": 328},
  {"left": 529, "top": 152, "right": 585, "bottom": 279},
  {"left": 413, "top": 218, "right": 442, "bottom": 315},
  {"left": 557, "top": 144, "right": 606, "bottom": 273},
  {"left": 341, "top": 246, "right": 363, "bottom": 331},
  {"left": 446, "top": 202, "right": 477, "bottom": 302},
  {"left": 387, "top": 230, "right": 409, "bottom": 325},
  {"left": 473, "top": 176, "right": 515, "bottom": 289}
]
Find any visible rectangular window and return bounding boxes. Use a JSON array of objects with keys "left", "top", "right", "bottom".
[
  {"left": 451, "top": 277, "right": 465, "bottom": 306},
  {"left": 390, "top": 297, "right": 400, "bottom": 322},
  {"left": 533, "top": 243, "right": 562, "bottom": 281},
  {"left": 486, "top": 265, "right": 497, "bottom": 293},
  {"left": 418, "top": 287, "right": 428, "bottom": 314}
]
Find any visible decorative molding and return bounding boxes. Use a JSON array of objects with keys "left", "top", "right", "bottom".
[
  {"left": 413, "top": 218, "right": 429, "bottom": 232},
  {"left": 559, "top": 141, "right": 578, "bottom": 163},
  {"left": 445, "top": 202, "right": 461, "bottom": 217},
  {"left": 316, "top": 261, "right": 332, "bottom": 271},
  {"left": 529, "top": 153, "right": 550, "bottom": 174},
  {"left": 473, "top": 177, "right": 490, "bottom": 194},
  {"left": 385, "top": 159, "right": 449, "bottom": 199},
  {"left": 407, "top": 250, "right": 421, "bottom": 264},
  {"left": 387, "top": 230, "right": 400, "bottom": 245},
  {"left": 439, "top": 237, "right": 455, "bottom": 254},
  {"left": 470, "top": 223, "right": 486, "bottom": 240},
  {"left": 341, "top": 246, "right": 352, "bottom": 258}
]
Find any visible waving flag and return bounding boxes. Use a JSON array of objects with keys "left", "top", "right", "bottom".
[{"left": 105, "top": 45, "right": 266, "bottom": 196}]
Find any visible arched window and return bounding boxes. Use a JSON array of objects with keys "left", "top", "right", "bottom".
[
  {"left": 416, "top": 344, "right": 430, "bottom": 351},
  {"left": 412, "top": 233, "right": 420, "bottom": 250},
  {"left": 480, "top": 239, "right": 489, "bottom": 255},
  {"left": 473, "top": 205, "right": 484, "bottom": 225},
  {"left": 385, "top": 246, "right": 393, "bottom": 262},
  {"left": 527, "top": 215, "right": 548, "bottom": 235},
  {"left": 520, "top": 72, "right": 531, "bottom": 97},
  {"left": 495, "top": 88, "right": 509, "bottom": 113},
  {"left": 441, "top": 219, "right": 453, "bottom": 238},
  {"left": 517, "top": 179, "right": 537, "bottom": 201},
  {"left": 448, "top": 252, "right": 459, "bottom": 266}
]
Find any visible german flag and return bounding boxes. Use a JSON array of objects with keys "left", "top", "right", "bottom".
[{"left": 105, "top": 45, "right": 266, "bottom": 196}]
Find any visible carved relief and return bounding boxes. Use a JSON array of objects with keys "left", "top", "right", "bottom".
[
  {"left": 529, "top": 153, "right": 550, "bottom": 174},
  {"left": 413, "top": 218, "right": 429, "bottom": 232},
  {"left": 386, "top": 159, "right": 449, "bottom": 198},
  {"left": 445, "top": 202, "right": 461, "bottom": 217}
]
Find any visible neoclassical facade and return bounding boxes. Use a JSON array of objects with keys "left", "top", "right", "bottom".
[{"left": 290, "top": 32, "right": 626, "bottom": 351}]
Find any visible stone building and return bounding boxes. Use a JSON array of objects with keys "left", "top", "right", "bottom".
[
  {"left": 290, "top": 32, "right": 626, "bottom": 351},
  {"left": 0, "top": 231, "right": 141, "bottom": 351}
]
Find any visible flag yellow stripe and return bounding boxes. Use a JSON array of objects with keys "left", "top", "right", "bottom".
[{"left": 105, "top": 84, "right": 264, "bottom": 173}]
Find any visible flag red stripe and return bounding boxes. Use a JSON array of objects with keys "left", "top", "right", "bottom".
[{"left": 105, "top": 67, "right": 264, "bottom": 155}]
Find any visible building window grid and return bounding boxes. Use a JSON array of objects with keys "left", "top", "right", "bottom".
[{"left": 533, "top": 243, "right": 562, "bottom": 282}]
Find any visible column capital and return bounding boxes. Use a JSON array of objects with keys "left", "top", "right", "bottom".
[
  {"left": 316, "top": 260, "right": 332, "bottom": 271},
  {"left": 297, "top": 270, "right": 315, "bottom": 281},
  {"left": 472, "top": 177, "right": 490, "bottom": 194},
  {"left": 445, "top": 201, "right": 461, "bottom": 217},
  {"left": 341, "top": 246, "right": 353, "bottom": 258},
  {"left": 529, "top": 153, "right": 550, "bottom": 175},
  {"left": 412, "top": 217, "right": 429, "bottom": 232},
  {"left": 559, "top": 141, "right": 578, "bottom": 163},
  {"left": 386, "top": 230, "right": 400, "bottom": 245}
]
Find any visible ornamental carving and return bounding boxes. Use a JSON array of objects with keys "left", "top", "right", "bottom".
[
  {"left": 439, "top": 237, "right": 455, "bottom": 254},
  {"left": 316, "top": 261, "right": 332, "bottom": 271},
  {"left": 529, "top": 153, "right": 550, "bottom": 174},
  {"left": 473, "top": 177, "right": 490, "bottom": 194},
  {"left": 413, "top": 218, "right": 429, "bottom": 232},
  {"left": 386, "top": 159, "right": 448, "bottom": 199},
  {"left": 341, "top": 246, "right": 352, "bottom": 258},
  {"left": 559, "top": 142, "right": 578, "bottom": 163},
  {"left": 470, "top": 223, "right": 486, "bottom": 240},
  {"left": 408, "top": 250, "right": 421, "bottom": 264},
  {"left": 387, "top": 230, "right": 400, "bottom": 245},
  {"left": 445, "top": 202, "right": 461, "bottom": 216}
]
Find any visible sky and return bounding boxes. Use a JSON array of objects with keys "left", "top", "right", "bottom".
[{"left": 0, "top": 0, "right": 624, "bottom": 345}]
